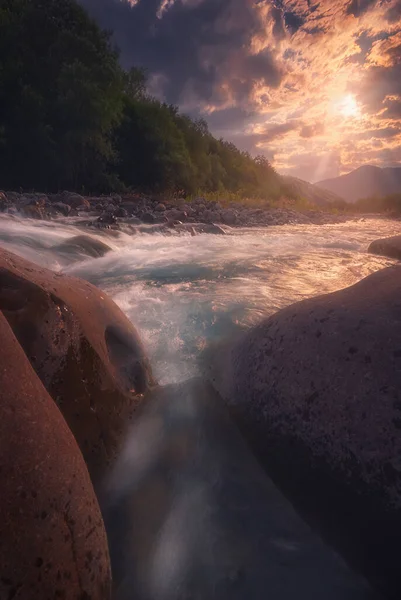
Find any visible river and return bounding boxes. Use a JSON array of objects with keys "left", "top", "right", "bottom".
[
  {"left": 1, "top": 213, "right": 397, "bottom": 599},
  {"left": 0, "top": 214, "right": 398, "bottom": 384}
]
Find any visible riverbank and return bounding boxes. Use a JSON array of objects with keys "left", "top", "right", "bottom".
[{"left": 0, "top": 189, "right": 354, "bottom": 230}]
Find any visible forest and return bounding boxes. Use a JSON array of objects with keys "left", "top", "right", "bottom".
[{"left": 0, "top": 0, "right": 288, "bottom": 200}]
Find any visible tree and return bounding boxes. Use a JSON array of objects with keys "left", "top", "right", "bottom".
[{"left": 0, "top": 0, "right": 124, "bottom": 191}]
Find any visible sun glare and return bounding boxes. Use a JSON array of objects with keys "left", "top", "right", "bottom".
[{"left": 338, "top": 94, "right": 360, "bottom": 118}]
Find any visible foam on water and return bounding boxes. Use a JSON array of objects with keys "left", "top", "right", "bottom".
[{"left": 0, "top": 214, "right": 399, "bottom": 384}]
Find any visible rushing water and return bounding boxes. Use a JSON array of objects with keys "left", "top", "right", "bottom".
[
  {"left": 1, "top": 213, "right": 397, "bottom": 598},
  {"left": 0, "top": 214, "right": 399, "bottom": 384}
]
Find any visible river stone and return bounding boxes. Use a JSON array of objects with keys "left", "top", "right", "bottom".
[
  {"left": 20, "top": 204, "right": 44, "bottom": 219},
  {"left": 0, "top": 311, "right": 111, "bottom": 599},
  {"left": 203, "top": 265, "right": 401, "bottom": 599},
  {"left": 61, "top": 192, "right": 90, "bottom": 210},
  {"left": 368, "top": 235, "right": 401, "bottom": 260},
  {"left": 0, "top": 247, "right": 154, "bottom": 488},
  {"left": 51, "top": 201, "right": 71, "bottom": 216},
  {"left": 54, "top": 235, "right": 112, "bottom": 258}
]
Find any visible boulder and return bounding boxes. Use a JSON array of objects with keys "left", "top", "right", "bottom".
[
  {"left": 121, "top": 201, "right": 140, "bottom": 215},
  {"left": 0, "top": 311, "right": 111, "bottom": 599},
  {"left": 166, "top": 209, "right": 187, "bottom": 222},
  {"left": 140, "top": 212, "right": 155, "bottom": 224},
  {"left": 155, "top": 203, "right": 166, "bottom": 212},
  {"left": 221, "top": 209, "right": 237, "bottom": 225},
  {"left": 98, "top": 213, "right": 118, "bottom": 226},
  {"left": 204, "top": 265, "right": 401, "bottom": 599},
  {"left": 0, "top": 247, "right": 154, "bottom": 488},
  {"left": 20, "top": 204, "right": 44, "bottom": 220},
  {"left": 115, "top": 207, "right": 128, "bottom": 218},
  {"left": 50, "top": 202, "right": 71, "bottom": 217},
  {"left": 368, "top": 235, "right": 401, "bottom": 260},
  {"left": 61, "top": 193, "right": 90, "bottom": 210},
  {"left": 53, "top": 235, "right": 112, "bottom": 258}
]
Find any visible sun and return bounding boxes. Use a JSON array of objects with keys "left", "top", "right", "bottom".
[{"left": 338, "top": 94, "right": 360, "bottom": 118}]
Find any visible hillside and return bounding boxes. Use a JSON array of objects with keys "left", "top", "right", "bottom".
[
  {"left": 0, "top": 0, "right": 288, "bottom": 201},
  {"left": 317, "top": 165, "right": 401, "bottom": 203},
  {"left": 283, "top": 176, "right": 346, "bottom": 207}
]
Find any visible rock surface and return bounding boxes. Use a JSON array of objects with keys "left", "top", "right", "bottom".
[
  {"left": 368, "top": 235, "right": 401, "bottom": 260},
  {"left": 0, "top": 189, "right": 350, "bottom": 228},
  {"left": 203, "top": 265, "right": 401, "bottom": 599},
  {"left": 102, "top": 378, "right": 377, "bottom": 600},
  {"left": 0, "top": 311, "right": 111, "bottom": 599},
  {"left": 0, "top": 247, "right": 154, "bottom": 488},
  {"left": 54, "top": 234, "right": 112, "bottom": 258}
]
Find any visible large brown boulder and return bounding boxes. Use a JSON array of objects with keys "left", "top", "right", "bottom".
[
  {"left": 368, "top": 235, "right": 401, "bottom": 260},
  {"left": 0, "top": 310, "right": 111, "bottom": 599},
  {"left": 0, "top": 247, "right": 154, "bottom": 488},
  {"left": 204, "top": 265, "right": 401, "bottom": 599}
]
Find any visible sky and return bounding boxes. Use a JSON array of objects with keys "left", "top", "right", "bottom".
[{"left": 80, "top": 0, "right": 401, "bottom": 182}]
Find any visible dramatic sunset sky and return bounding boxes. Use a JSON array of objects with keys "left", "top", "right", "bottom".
[{"left": 80, "top": 0, "right": 401, "bottom": 182}]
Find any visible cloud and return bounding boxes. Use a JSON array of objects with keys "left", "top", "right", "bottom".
[
  {"left": 300, "top": 122, "right": 325, "bottom": 138},
  {"left": 79, "top": 0, "right": 401, "bottom": 181}
]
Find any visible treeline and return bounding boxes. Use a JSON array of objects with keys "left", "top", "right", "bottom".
[
  {"left": 353, "top": 194, "right": 401, "bottom": 214},
  {"left": 0, "top": 0, "right": 286, "bottom": 199}
]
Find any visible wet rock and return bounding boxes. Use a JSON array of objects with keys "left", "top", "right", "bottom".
[
  {"left": 204, "top": 265, "right": 401, "bottom": 599},
  {"left": 368, "top": 235, "right": 401, "bottom": 260},
  {"left": 53, "top": 235, "right": 112, "bottom": 258},
  {"left": 98, "top": 213, "right": 118, "bottom": 226},
  {"left": 121, "top": 202, "right": 139, "bottom": 215},
  {"left": 141, "top": 212, "right": 155, "bottom": 224},
  {"left": 61, "top": 192, "right": 90, "bottom": 210},
  {"left": 166, "top": 209, "right": 187, "bottom": 222},
  {"left": 0, "top": 311, "right": 111, "bottom": 599},
  {"left": 182, "top": 222, "right": 226, "bottom": 235},
  {"left": 50, "top": 202, "right": 71, "bottom": 217},
  {"left": 126, "top": 217, "right": 141, "bottom": 225},
  {"left": 221, "top": 209, "right": 238, "bottom": 225},
  {"left": 115, "top": 207, "right": 128, "bottom": 218},
  {"left": 0, "top": 248, "right": 154, "bottom": 488},
  {"left": 20, "top": 204, "right": 44, "bottom": 220}
]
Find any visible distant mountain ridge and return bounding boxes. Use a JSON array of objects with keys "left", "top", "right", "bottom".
[
  {"left": 283, "top": 176, "right": 346, "bottom": 206},
  {"left": 317, "top": 165, "right": 401, "bottom": 203}
]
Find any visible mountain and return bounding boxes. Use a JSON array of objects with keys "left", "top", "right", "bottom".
[
  {"left": 317, "top": 165, "right": 401, "bottom": 203},
  {"left": 283, "top": 176, "right": 346, "bottom": 207}
]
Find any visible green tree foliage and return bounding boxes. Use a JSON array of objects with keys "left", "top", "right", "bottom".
[
  {"left": 0, "top": 0, "right": 288, "bottom": 201},
  {"left": 0, "top": 0, "right": 124, "bottom": 191}
]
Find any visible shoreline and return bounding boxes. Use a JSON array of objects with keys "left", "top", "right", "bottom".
[{"left": 1, "top": 189, "right": 396, "bottom": 233}]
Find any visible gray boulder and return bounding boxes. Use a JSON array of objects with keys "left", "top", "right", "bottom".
[
  {"left": 166, "top": 209, "right": 187, "bottom": 222},
  {"left": 368, "top": 235, "right": 401, "bottom": 260},
  {"left": 115, "top": 207, "right": 128, "bottom": 218},
  {"left": 203, "top": 265, "right": 401, "bottom": 599},
  {"left": 51, "top": 201, "right": 71, "bottom": 216},
  {"left": 221, "top": 209, "right": 238, "bottom": 225}
]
